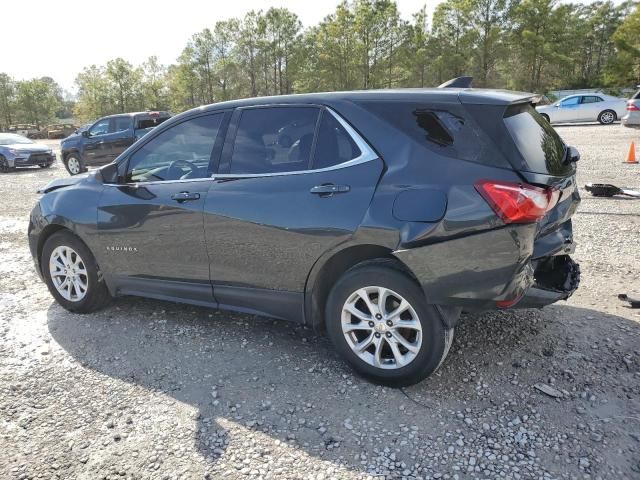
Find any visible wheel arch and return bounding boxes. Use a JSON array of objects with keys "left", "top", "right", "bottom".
[{"left": 304, "top": 243, "right": 419, "bottom": 332}]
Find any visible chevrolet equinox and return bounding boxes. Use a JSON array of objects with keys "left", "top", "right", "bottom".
[{"left": 29, "top": 85, "right": 581, "bottom": 386}]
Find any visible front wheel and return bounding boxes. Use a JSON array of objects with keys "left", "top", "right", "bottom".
[
  {"left": 41, "top": 231, "right": 111, "bottom": 313},
  {"left": 598, "top": 110, "right": 616, "bottom": 125},
  {"left": 326, "top": 262, "right": 455, "bottom": 387},
  {"left": 0, "top": 155, "right": 11, "bottom": 173},
  {"left": 64, "top": 154, "right": 86, "bottom": 175}
]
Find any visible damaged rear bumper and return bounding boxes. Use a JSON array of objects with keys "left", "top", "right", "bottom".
[{"left": 513, "top": 255, "right": 580, "bottom": 309}]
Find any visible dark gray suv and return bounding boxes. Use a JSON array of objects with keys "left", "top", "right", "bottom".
[{"left": 29, "top": 87, "right": 580, "bottom": 386}]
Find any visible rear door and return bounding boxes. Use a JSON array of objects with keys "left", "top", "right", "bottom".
[
  {"left": 580, "top": 95, "right": 604, "bottom": 121},
  {"left": 97, "top": 112, "right": 227, "bottom": 302},
  {"left": 203, "top": 105, "right": 383, "bottom": 318},
  {"left": 106, "top": 115, "right": 136, "bottom": 159}
]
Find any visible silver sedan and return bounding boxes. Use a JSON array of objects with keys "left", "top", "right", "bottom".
[{"left": 536, "top": 94, "right": 627, "bottom": 125}]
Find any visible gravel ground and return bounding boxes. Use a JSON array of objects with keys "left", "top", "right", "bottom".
[{"left": 1, "top": 125, "right": 639, "bottom": 480}]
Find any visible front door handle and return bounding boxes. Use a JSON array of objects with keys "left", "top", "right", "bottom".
[
  {"left": 310, "top": 184, "right": 350, "bottom": 197},
  {"left": 171, "top": 191, "right": 201, "bottom": 203}
]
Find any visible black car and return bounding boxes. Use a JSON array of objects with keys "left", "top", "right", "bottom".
[
  {"left": 61, "top": 111, "right": 171, "bottom": 175},
  {"left": 29, "top": 86, "right": 580, "bottom": 386}
]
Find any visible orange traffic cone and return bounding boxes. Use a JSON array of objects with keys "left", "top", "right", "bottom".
[{"left": 624, "top": 141, "right": 638, "bottom": 164}]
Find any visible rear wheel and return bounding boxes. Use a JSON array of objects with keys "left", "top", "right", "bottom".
[
  {"left": 64, "top": 154, "right": 86, "bottom": 175},
  {"left": 598, "top": 110, "right": 616, "bottom": 125},
  {"left": 326, "top": 262, "right": 455, "bottom": 387},
  {"left": 41, "top": 231, "right": 111, "bottom": 313}
]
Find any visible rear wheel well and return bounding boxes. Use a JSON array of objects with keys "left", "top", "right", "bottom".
[
  {"left": 306, "top": 245, "right": 418, "bottom": 332},
  {"left": 62, "top": 150, "right": 80, "bottom": 161}
]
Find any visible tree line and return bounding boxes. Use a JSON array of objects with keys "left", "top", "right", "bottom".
[{"left": 1, "top": 0, "right": 639, "bottom": 128}]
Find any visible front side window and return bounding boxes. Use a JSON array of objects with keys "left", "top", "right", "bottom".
[
  {"left": 126, "top": 114, "right": 223, "bottom": 183},
  {"left": 89, "top": 118, "right": 110, "bottom": 137},
  {"left": 229, "top": 107, "right": 319, "bottom": 174},
  {"left": 313, "top": 111, "right": 361, "bottom": 169},
  {"left": 113, "top": 116, "right": 132, "bottom": 132},
  {"left": 560, "top": 97, "right": 580, "bottom": 107}
]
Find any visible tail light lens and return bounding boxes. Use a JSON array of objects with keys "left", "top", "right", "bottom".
[
  {"left": 626, "top": 103, "right": 640, "bottom": 111},
  {"left": 475, "top": 180, "right": 557, "bottom": 224}
]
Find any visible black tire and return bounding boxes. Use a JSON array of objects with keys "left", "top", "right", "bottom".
[
  {"left": 0, "top": 155, "right": 12, "bottom": 173},
  {"left": 325, "top": 262, "right": 455, "bottom": 387},
  {"left": 540, "top": 113, "right": 550, "bottom": 123},
  {"left": 41, "top": 230, "right": 111, "bottom": 313},
  {"left": 64, "top": 153, "right": 86, "bottom": 175},
  {"left": 598, "top": 110, "right": 616, "bottom": 125}
]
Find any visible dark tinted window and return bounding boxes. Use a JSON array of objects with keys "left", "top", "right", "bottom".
[
  {"left": 632, "top": 90, "right": 640, "bottom": 100},
  {"left": 313, "top": 112, "right": 361, "bottom": 169},
  {"left": 127, "top": 114, "right": 223, "bottom": 182},
  {"left": 503, "top": 104, "right": 571, "bottom": 176},
  {"left": 359, "top": 101, "right": 482, "bottom": 161},
  {"left": 113, "top": 116, "right": 132, "bottom": 132},
  {"left": 136, "top": 116, "right": 171, "bottom": 130},
  {"left": 230, "top": 107, "right": 319, "bottom": 174},
  {"left": 581, "top": 96, "right": 603, "bottom": 104}
]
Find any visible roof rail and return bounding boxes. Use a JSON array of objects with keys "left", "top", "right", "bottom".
[{"left": 438, "top": 76, "right": 473, "bottom": 88}]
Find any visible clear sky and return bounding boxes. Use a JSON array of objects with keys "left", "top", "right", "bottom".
[{"left": 1, "top": 0, "right": 627, "bottom": 92}]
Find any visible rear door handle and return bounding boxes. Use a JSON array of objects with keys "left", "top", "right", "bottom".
[
  {"left": 171, "top": 191, "right": 201, "bottom": 202},
  {"left": 310, "top": 184, "right": 350, "bottom": 196}
]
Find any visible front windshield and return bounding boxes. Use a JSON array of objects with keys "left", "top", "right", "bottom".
[{"left": 0, "top": 134, "right": 33, "bottom": 145}]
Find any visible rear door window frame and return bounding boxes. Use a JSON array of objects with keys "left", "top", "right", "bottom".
[{"left": 217, "top": 104, "right": 377, "bottom": 177}]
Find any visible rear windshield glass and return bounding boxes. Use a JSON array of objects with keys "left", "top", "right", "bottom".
[
  {"left": 503, "top": 104, "right": 571, "bottom": 176},
  {"left": 632, "top": 90, "right": 640, "bottom": 100},
  {"left": 135, "top": 116, "right": 170, "bottom": 130}
]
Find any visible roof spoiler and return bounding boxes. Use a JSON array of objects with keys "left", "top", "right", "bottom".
[{"left": 438, "top": 76, "right": 473, "bottom": 89}]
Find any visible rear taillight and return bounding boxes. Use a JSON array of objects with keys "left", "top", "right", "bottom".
[
  {"left": 475, "top": 180, "right": 557, "bottom": 224},
  {"left": 626, "top": 103, "right": 640, "bottom": 111}
]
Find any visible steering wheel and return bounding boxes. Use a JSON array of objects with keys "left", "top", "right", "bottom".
[{"left": 167, "top": 159, "right": 197, "bottom": 180}]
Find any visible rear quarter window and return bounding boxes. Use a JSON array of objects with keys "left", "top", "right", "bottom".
[{"left": 357, "top": 101, "right": 484, "bottom": 162}]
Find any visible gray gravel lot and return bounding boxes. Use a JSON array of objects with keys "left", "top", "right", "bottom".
[{"left": 1, "top": 125, "right": 639, "bottom": 480}]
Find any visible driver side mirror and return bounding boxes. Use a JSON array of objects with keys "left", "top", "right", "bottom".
[{"left": 82, "top": 130, "right": 89, "bottom": 138}]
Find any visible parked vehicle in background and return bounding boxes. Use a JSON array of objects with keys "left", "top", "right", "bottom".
[
  {"left": 30, "top": 86, "right": 581, "bottom": 386},
  {"left": 536, "top": 93, "right": 626, "bottom": 125},
  {"left": 47, "top": 123, "right": 77, "bottom": 139},
  {"left": 622, "top": 87, "right": 640, "bottom": 129},
  {"left": 0, "top": 133, "right": 55, "bottom": 172},
  {"left": 60, "top": 111, "right": 172, "bottom": 175},
  {"left": 8, "top": 124, "right": 40, "bottom": 138}
]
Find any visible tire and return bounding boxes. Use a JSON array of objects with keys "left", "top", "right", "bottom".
[
  {"left": 325, "top": 262, "right": 455, "bottom": 387},
  {"left": 41, "top": 230, "right": 111, "bottom": 313},
  {"left": 0, "top": 155, "right": 10, "bottom": 173},
  {"left": 540, "top": 114, "right": 550, "bottom": 123},
  {"left": 64, "top": 153, "right": 86, "bottom": 175},
  {"left": 598, "top": 110, "right": 616, "bottom": 125}
]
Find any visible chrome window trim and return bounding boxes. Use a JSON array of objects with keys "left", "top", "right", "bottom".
[{"left": 105, "top": 107, "right": 378, "bottom": 187}]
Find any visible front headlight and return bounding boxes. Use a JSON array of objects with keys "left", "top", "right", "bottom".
[{"left": 7, "top": 148, "right": 18, "bottom": 156}]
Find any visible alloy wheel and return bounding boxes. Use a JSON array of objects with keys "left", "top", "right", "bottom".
[
  {"left": 341, "top": 286, "right": 422, "bottom": 369},
  {"left": 49, "top": 245, "right": 88, "bottom": 302},
  {"left": 67, "top": 157, "right": 80, "bottom": 175},
  {"left": 601, "top": 111, "right": 615, "bottom": 124}
]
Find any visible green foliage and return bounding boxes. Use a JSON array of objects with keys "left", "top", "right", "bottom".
[{"left": 2, "top": 0, "right": 638, "bottom": 127}]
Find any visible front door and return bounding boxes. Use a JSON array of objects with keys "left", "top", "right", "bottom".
[
  {"left": 203, "top": 106, "right": 383, "bottom": 319},
  {"left": 84, "top": 117, "right": 112, "bottom": 164},
  {"left": 555, "top": 96, "right": 581, "bottom": 122},
  {"left": 97, "top": 112, "right": 226, "bottom": 302}
]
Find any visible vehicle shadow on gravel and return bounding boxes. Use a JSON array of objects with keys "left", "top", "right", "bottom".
[{"left": 46, "top": 298, "right": 639, "bottom": 475}]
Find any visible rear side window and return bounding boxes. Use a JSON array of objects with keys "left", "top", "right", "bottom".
[
  {"left": 581, "top": 96, "right": 603, "bottom": 104},
  {"left": 313, "top": 112, "right": 361, "bottom": 169},
  {"left": 503, "top": 104, "right": 571, "bottom": 176},
  {"left": 229, "top": 107, "right": 319, "bottom": 174},
  {"left": 113, "top": 117, "right": 132, "bottom": 132}
]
